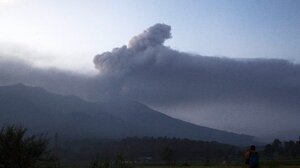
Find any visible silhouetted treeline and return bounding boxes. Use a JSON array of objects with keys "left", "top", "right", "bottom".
[
  {"left": 57, "top": 137, "right": 240, "bottom": 163},
  {"left": 0, "top": 125, "right": 58, "bottom": 168},
  {"left": 264, "top": 139, "right": 300, "bottom": 158}
]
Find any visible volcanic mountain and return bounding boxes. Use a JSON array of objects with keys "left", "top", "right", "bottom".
[{"left": 0, "top": 84, "right": 254, "bottom": 145}]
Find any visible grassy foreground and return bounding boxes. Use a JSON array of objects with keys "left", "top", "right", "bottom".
[
  {"left": 61, "top": 159, "right": 300, "bottom": 168},
  {"left": 63, "top": 165, "right": 300, "bottom": 168},
  {"left": 63, "top": 166, "right": 300, "bottom": 168},
  {"left": 61, "top": 158, "right": 300, "bottom": 168},
  {"left": 137, "top": 166, "right": 300, "bottom": 168}
]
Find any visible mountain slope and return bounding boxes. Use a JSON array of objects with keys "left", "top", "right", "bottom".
[{"left": 0, "top": 84, "right": 254, "bottom": 145}]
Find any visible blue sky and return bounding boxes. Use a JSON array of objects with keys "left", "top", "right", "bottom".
[{"left": 0, "top": 0, "right": 299, "bottom": 72}]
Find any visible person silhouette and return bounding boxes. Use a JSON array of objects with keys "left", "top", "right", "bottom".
[{"left": 244, "top": 145, "right": 259, "bottom": 168}]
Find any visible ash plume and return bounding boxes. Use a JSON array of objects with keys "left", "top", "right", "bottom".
[
  {"left": 1, "top": 23, "right": 300, "bottom": 139},
  {"left": 92, "top": 23, "right": 300, "bottom": 138}
]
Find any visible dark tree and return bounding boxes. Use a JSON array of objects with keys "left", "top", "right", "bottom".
[
  {"left": 114, "top": 154, "right": 132, "bottom": 168},
  {"left": 264, "top": 138, "right": 300, "bottom": 158},
  {"left": 0, "top": 125, "right": 49, "bottom": 168},
  {"left": 89, "top": 160, "right": 110, "bottom": 168},
  {"left": 272, "top": 139, "right": 283, "bottom": 155},
  {"left": 284, "top": 141, "right": 297, "bottom": 157},
  {"left": 264, "top": 144, "right": 274, "bottom": 157},
  {"left": 161, "top": 147, "right": 173, "bottom": 165},
  {"left": 89, "top": 155, "right": 132, "bottom": 168}
]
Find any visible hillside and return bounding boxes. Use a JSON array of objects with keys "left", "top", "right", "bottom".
[{"left": 0, "top": 84, "right": 254, "bottom": 145}]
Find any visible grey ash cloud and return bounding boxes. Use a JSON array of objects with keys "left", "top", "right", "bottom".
[
  {"left": 1, "top": 23, "right": 300, "bottom": 140},
  {"left": 94, "top": 24, "right": 172, "bottom": 74},
  {"left": 92, "top": 23, "right": 300, "bottom": 139},
  {"left": 93, "top": 23, "right": 300, "bottom": 108},
  {"left": 0, "top": 57, "right": 92, "bottom": 99}
]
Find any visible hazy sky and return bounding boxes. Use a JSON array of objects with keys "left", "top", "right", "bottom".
[
  {"left": 0, "top": 0, "right": 299, "bottom": 72},
  {"left": 1, "top": 0, "right": 300, "bottom": 140}
]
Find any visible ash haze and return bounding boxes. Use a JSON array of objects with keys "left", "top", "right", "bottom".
[{"left": 1, "top": 0, "right": 300, "bottom": 142}]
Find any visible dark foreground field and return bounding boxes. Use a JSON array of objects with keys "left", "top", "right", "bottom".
[
  {"left": 62, "top": 165, "right": 300, "bottom": 168},
  {"left": 60, "top": 159, "right": 300, "bottom": 168},
  {"left": 64, "top": 165, "right": 300, "bottom": 168},
  {"left": 138, "top": 166, "right": 300, "bottom": 168}
]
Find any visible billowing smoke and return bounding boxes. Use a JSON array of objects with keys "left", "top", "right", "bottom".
[
  {"left": 94, "top": 23, "right": 172, "bottom": 74},
  {"left": 128, "top": 24, "right": 171, "bottom": 50},
  {"left": 93, "top": 23, "right": 300, "bottom": 106},
  {"left": 1, "top": 23, "right": 300, "bottom": 140},
  {"left": 93, "top": 23, "right": 300, "bottom": 139}
]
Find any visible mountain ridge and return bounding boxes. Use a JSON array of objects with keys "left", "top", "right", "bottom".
[{"left": 0, "top": 83, "right": 255, "bottom": 145}]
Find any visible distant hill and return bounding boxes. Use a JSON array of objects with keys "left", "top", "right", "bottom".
[{"left": 0, "top": 84, "right": 255, "bottom": 145}]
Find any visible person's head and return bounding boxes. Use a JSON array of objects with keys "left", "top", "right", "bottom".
[{"left": 250, "top": 145, "right": 256, "bottom": 151}]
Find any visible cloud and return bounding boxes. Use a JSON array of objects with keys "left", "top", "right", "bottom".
[
  {"left": 93, "top": 23, "right": 300, "bottom": 107},
  {"left": 94, "top": 23, "right": 172, "bottom": 74},
  {"left": 93, "top": 23, "right": 300, "bottom": 137},
  {"left": 1, "top": 23, "right": 300, "bottom": 139},
  {"left": 0, "top": 56, "right": 93, "bottom": 100},
  {"left": 128, "top": 23, "right": 171, "bottom": 51}
]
